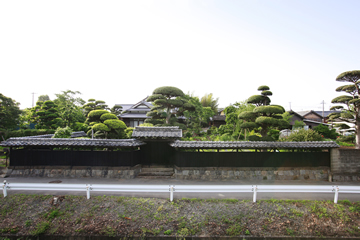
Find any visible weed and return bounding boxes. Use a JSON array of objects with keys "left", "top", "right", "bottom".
[
  {"left": 164, "top": 229, "right": 172, "bottom": 235},
  {"left": 103, "top": 226, "right": 116, "bottom": 237},
  {"left": 245, "top": 229, "right": 250, "bottom": 235},
  {"left": 290, "top": 208, "right": 303, "bottom": 217},
  {"left": 226, "top": 224, "right": 244, "bottom": 236},
  {"left": 286, "top": 228, "right": 295, "bottom": 236},
  {"left": 25, "top": 220, "right": 31, "bottom": 227},
  {"left": 47, "top": 209, "right": 60, "bottom": 220},
  {"left": 31, "top": 221, "right": 50, "bottom": 236},
  {"left": 177, "top": 227, "right": 190, "bottom": 236},
  {"left": 339, "top": 199, "right": 351, "bottom": 205}
]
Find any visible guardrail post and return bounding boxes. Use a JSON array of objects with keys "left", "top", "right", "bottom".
[
  {"left": 169, "top": 185, "right": 174, "bottom": 202},
  {"left": 334, "top": 186, "right": 339, "bottom": 204},
  {"left": 86, "top": 185, "right": 90, "bottom": 199},
  {"left": 2, "top": 180, "right": 7, "bottom": 198},
  {"left": 252, "top": 185, "right": 257, "bottom": 203}
]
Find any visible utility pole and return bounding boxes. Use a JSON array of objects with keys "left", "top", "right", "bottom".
[
  {"left": 31, "top": 92, "right": 37, "bottom": 107},
  {"left": 320, "top": 100, "right": 325, "bottom": 123}
]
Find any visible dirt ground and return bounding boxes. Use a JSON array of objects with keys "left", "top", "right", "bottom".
[{"left": 0, "top": 194, "right": 360, "bottom": 238}]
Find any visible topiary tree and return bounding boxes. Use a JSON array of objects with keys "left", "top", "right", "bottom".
[
  {"left": 329, "top": 70, "right": 360, "bottom": 148},
  {"left": 83, "top": 99, "right": 109, "bottom": 117},
  {"left": 145, "top": 86, "right": 194, "bottom": 127},
  {"left": 35, "top": 100, "right": 63, "bottom": 129},
  {"left": 85, "top": 110, "right": 126, "bottom": 139},
  {"left": 239, "top": 86, "right": 289, "bottom": 139}
]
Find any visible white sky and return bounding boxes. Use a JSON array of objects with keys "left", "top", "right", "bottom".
[{"left": 1, "top": 0, "right": 359, "bottom": 112}]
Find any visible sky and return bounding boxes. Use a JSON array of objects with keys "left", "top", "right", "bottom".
[{"left": 1, "top": 0, "right": 359, "bottom": 112}]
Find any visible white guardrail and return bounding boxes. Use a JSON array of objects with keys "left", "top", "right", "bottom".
[{"left": 2, "top": 181, "right": 360, "bottom": 203}]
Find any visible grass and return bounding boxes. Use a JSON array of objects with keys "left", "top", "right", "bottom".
[{"left": 0, "top": 195, "right": 359, "bottom": 237}]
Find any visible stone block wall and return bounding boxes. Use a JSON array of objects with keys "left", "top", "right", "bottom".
[
  {"left": 6, "top": 165, "right": 141, "bottom": 179},
  {"left": 330, "top": 149, "right": 360, "bottom": 182},
  {"left": 174, "top": 166, "right": 330, "bottom": 181}
]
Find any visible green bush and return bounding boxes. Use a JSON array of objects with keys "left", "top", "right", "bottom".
[
  {"left": 287, "top": 129, "right": 323, "bottom": 142},
  {"left": 248, "top": 135, "right": 261, "bottom": 141},
  {"left": 337, "top": 135, "right": 355, "bottom": 143},
  {"left": 100, "top": 113, "right": 118, "bottom": 121},
  {"left": 103, "top": 119, "right": 126, "bottom": 130},
  {"left": 313, "top": 124, "right": 339, "bottom": 139},
  {"left": 52, "top": 126, "right": 73, "bottom": 138}
]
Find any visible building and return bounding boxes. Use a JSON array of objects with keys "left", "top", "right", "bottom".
[{"left": 117, "top": 97, "right": 153, "bottom": 127}]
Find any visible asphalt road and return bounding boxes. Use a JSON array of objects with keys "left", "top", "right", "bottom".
[{"left": 2, "top": 176, "right": 360, "bottom": 202}]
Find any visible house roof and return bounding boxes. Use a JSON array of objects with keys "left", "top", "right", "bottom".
[
  {"left": 132, "top": 126, "right": 182, "bottom": 138},
  {"left": 118, "top": 97, "right": 153, "bottom": 118},
  {"left": 313, "top": 111, "right": 341, "bottom": 118},
  {"left": 0, "top": 138, "right": 145, "bottom": 148},
  {"left": 119, "top": 113, "right": 150, "bottom": 119},
  {"left": 170, "top": 140, "right": 339, "bottom": 149},
  {"left": 12, "top": 131, "right": 88, "bottom": 139}
]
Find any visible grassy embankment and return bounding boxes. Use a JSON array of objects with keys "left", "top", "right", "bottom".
[{"left": 0, "top": 194, "right": 360, "bottom": 238}]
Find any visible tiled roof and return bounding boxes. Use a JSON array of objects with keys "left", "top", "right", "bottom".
[
  {"left": 170, "top": 140, "right": 339, "bottom": 149},
  {"left": 9, "top": 131, "right": 88, "bottom": 139},
  {"left": 132, "top": 126, "right": 182, "bottom": 138},
  {"left": 119, "top": 113, "right": 150, "bottom": 119},
  {"left": 0, "top": 138, "right": 145, "bottom": 148}
]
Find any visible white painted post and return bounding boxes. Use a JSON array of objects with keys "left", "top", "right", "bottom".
[
  {"left": 2, "top": 180, "right": 7, "bottom": 198},
  {"left": 169, "top": 185, "right": 174, "bottom": 202},
  {"left": 334, "top": 186, "right": 339, "bottom": 204},
  {"left": 86, "top": 185, "right": 90, "bottom": 199},
  {"left": 253, "top": 185, "right": 257, "bottom": 202}
]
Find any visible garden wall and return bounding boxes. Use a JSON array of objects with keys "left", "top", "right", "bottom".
[
  {"left": 174, "top": 166, "right": 330, "bottom": 181},
  {"left": 330, "top": 148, "right": 360, "bottom": 182},
  {"left": 6, "top": 165, "right": 141, "bottom": 179}
]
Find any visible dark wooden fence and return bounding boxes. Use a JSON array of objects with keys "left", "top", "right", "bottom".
[
  {"left": 10, "top": 149, "right": 141, "bottom": 167},
  {"left": 9, "top": 148, "right": 330, "bottom": 168},
  {"left": 174, "top": 151, "right": 330, "bottom": 168}
]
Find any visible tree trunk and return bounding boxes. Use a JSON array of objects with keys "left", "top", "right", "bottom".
[{"left": 356, "top": 116, "right": 360, "bottom": 149}]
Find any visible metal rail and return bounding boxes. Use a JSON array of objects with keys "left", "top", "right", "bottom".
[{"left": 2, "top": 180, "right": 360, "bottom": 203}]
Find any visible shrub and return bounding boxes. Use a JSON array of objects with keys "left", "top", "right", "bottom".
[
  {"left": 287, "top": 129, "right": 323, "bottom": 142},
  {"left": 337, "top": 135, "right": 355, "bottom": 143},
  {"left": 52, "top": 126, "right": 73, "bottom": 138},
  {"left": 103, "top": 119, "right": 126, "bottom": 130},
  {"left": 313, "top": 124, "right": 339, "bottom": 139},
  {"left": 248, "top": 135, "right": 261, "bottom": 141},
  {"left": 100, "top": 113, "right": 118, "bottom": 121}
]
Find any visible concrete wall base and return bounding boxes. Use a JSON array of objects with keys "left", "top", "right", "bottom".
[
  {"left": 174, "top": 166, "right": 331, "bottom": 181},
  {"left": 5, "top": 165, "right": 141, "bottom": 179}
]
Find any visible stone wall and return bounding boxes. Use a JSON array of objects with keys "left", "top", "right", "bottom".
[
  {"left": 174, "top": 166, "right": 330, "bottom": 181},
  {"left": 6, "top": 165, "right": 141, "bottom": 179},
  {"left": 330, "top": 149, "right": 360, "bottom": 182}
]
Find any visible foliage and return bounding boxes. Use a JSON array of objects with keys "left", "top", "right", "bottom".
[
  {"left": 38, "top": 95, "right": 50, "bottom": 102},
  {"left": 86, "top": 110, "right": 126, "bottom": 139},
  {"left": 286, "top": 129, "right": 323, "bottom": 142},
  {"left": 110, "top": 105, "right": 123, "bottom": 116},
  {"left": 54, "top": 90, "right": 86, "bottom": 127},
  {"left": 313, "top": 124, "right": 339, "bottom": 139},
  {"left": 239, "top": 86, "right": 289, "bottom": 138},
  {"left": 0, "top": 93, "right": 22, "bottom": 130},
  {"left": 0, "top": 129, "right": 56, "bottom": 140},
  {"left": 83, "top": 99, "right": 109, "bottom": 117},
  {"left": 337, "top": 134, "right": 355, "bottom": 143},
  {"left": 125, "top": 127, "right": 134, "bottom": 138},
  {"left": 200, "top": 93, "right": 219, "bottom": 112},
  {"left": 293, "top": 120, "right": 306, "bottom": 129},
  {"left": 34, "top": 100, "right": 63, "bottom": 129},
  {"left": 183, "top": 95, "right": 214, "bottom": 135},
  {"left": 52, "top": 126, "right": 73, "bottom": 138},
  {"left": 330, "top": 70, "right": 360, "bottom": 148},
  {"left": 145, "top": 86, "right": 194, "bottom": 126}
]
